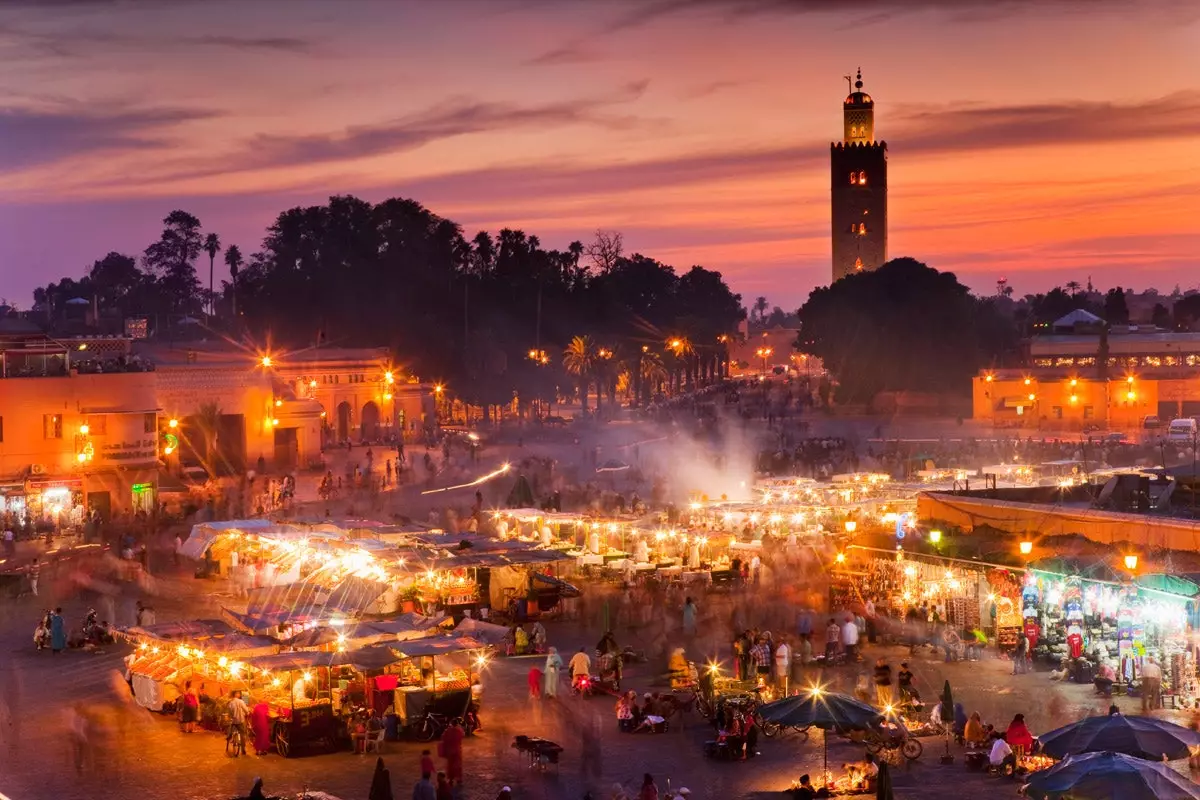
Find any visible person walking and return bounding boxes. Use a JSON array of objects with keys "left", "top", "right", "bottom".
[
  {"left": 841, "top": 614, "right": 860, "bottom": 662},
  {"left": 682, "top": 596, "right": 698, "bottom": 638},
  {"left": 438, "top": 717, "right": 465, "bottom": 786},
  {"left": 825, "top": 618, "right": 840, "bottom": 662},
  {"left": 1142, "top": 656, "right": 1163, "bottom": 712},
  {"left": 638, "top": 773, "right": 660, "bottom": 800},
  {"left": 1012, "top": 631, "right": 1028, "bottom": 675},
  {"left": 543, "top": 647, "right": 564, "bottom": 698},
  {"left": 751, "top": 635, "right": 772, "bottom": 683},
  {"left": 412, "top": 772, "right": 436, "bottom": 800},
  {"left": 28, "top": 557, "right": 40, "bottom": 597},
  {"left": 873, "top": 658, "right": 893, "bottom": 708},
  {"left": 774, "top": 637, "right": 792, "bottom": 691},
  {"left": 897, "top": 662, "right": 914, "bottom": 703},
  {"left": 181, "top": 681, "right": 199, "bottom": 733}
]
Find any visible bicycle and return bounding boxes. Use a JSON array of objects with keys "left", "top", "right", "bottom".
[{"left": 226, "top": 724, "right": 247, "bottom": 758}]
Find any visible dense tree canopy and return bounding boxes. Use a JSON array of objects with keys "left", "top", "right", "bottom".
[
  {"left": 30, "top": 194, "right": 744, "bottom": 412},
  {"left": 796, "top": 258, "right": 1015, "bottom": 403}
]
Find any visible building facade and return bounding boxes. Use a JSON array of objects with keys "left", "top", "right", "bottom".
[
  {"left": 136, "top": 342, "right": 436, "bottom": 475},
  {"left": 972, "top": 330, "right": 1200, "bottom": 430},
  {"left": 831, "top": 69, "right": 888, "bottom": 283},
  {"left": 0, "top": 330, "right": 158, "bottom": 522}
]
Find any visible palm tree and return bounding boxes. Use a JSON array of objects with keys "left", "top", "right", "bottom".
[
  {"left": 562, "top": 335, "right": 596, "bottom": 414},
  {"left": 753, "top": 296, "right": 769, "bottom": 322},
  {"left": 202, "top": 233, "right": 222, "bottom": 316},
  {"left": 224, "top": 244, "right": 243, "bottom": 319},
  {"left": 1065, "top": 280, "right": 1082, "bottom": 297},
  {"left": 640, "top": 352, "right": 668, "bottom": 397},
  {"left": 195, "top": 401, "right": 222, "bottom": 473}
]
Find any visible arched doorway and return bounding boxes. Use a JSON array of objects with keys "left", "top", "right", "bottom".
[
  {"left": 361, "top": 401, "right": 380, "bottom": 441},
  {"left": 336, "top": 402, "right": 352, "bottom": 442}
]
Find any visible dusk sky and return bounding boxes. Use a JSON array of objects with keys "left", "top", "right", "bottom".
[{"left": 1, "top": 0, "right": 1198, "bottom": 309}]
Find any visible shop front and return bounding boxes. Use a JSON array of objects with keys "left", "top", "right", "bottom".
[{"left": 24, "top": 478, "right": 84, "bottom": 528}]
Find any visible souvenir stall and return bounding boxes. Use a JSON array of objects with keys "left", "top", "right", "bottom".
[
  {"left": 842, "top": 550, "right": 989, "bottom": 632},
  {"left": 1005, "top": 566, "right": 1195, "bottom": 699}
]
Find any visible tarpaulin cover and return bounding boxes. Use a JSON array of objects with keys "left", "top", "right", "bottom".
[
  {"left": 453, "top": 617, "right": 510, "bottom": 645},
  {"left": 245, "top": 645, "right": 403, "bottom": 673},
  {"left": 390, "top": 634, "right": 486, "bottom": 658}
]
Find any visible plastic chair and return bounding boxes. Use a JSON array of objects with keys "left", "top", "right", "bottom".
[{"left": 365, "top": 728, "right": 385, "bottom": 754}]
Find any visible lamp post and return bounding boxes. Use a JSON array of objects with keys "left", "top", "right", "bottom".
[{"left": 756, "top": 346, "right": 774, "bottom": 376}]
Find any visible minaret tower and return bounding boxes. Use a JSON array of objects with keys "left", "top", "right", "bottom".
[{"left": 831, "top": 68, "right": 888, "bottom": 282}]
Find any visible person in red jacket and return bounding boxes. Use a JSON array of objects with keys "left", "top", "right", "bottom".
[
  {"left": 1004, "top": 713, "right": 1035, "bottom": 757},
  {"left": 439, "top": 718, "right": 465, "bottom": 785}
]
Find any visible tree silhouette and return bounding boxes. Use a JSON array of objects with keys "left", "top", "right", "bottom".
[
  {"left": 224, "top": 244, "right": 244, "bottom": 319},
  {"left": 796, "top": 257, "right": 1013, "bottom": 404},
  {"left": 31, "top": 194, "right": 745, "bottom": 420},
  {"left": 1103, "top": 287, "right": 1129, "bottom": 325},
  {"left": 563, "top": 335, "right": 596, "bottom": 414},
  {"left": 203, "top": 233, "right": 222, "bottom": 316},
  {"left": 143, "top": 210, "right": 203, "bottom": 315}
]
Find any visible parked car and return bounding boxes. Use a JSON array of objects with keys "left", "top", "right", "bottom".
[
  {"left": 1142, "top": 415, "right": 1163, "bottom": 429},
  {"left": 1167, "top": 418, "right": 1198, "bottom": 443}
]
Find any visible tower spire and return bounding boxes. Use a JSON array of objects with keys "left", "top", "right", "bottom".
[{"left": 855, "top": 67, "right": 863, "bottom": 90}]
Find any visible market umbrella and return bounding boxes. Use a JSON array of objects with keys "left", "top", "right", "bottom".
[
  {"left": 875, "top": 760, "right": 893, "bottom": 800},
  {"left": 939, "top": 680, "right": 954, "bottom": 763},
  {"left": 757, "top": 690, "right": 882, "bottom": 785},
  {"left": 368, "top": 756, "right": 394, "bottom": 800},
  {"left": 1039, "top": 715, "right": 1200, "bottom": 762},
  {"left": 1023, "top": 751, "right": 1200, "bottom": 800}
]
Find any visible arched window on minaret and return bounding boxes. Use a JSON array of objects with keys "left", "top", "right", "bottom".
[
  {"left": 858, "top": 171, "right": 867, "bottom": 185},
  {"left": 855, "top": 258, "right": 864, "bottom": 270}
]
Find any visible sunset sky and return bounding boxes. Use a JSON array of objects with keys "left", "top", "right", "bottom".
[{"left": 1, "top": 0, "right": 1198, "bottom": 309}]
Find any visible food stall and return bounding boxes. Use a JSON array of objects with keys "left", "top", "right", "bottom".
[
  {"left": 243, "top": 647, "right": 402, "bottom": 757},
  {"left": 381, "top": 635, "right": 487, "bottom": 731},
  {"left": 120, "top": 620, "right": 277, "bottom": 713}
]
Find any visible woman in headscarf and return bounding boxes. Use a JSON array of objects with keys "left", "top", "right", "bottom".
[
  {"left": 251, "top": 698, "right": 272, "bottom": 755},
  {"left": 543, "top": 646, "right": 563, "bottom": 698},
  {"left": 1005, "top": 713, "right": 1035, "bottom": 757},
  {"left": 50, "top": 607, "right": 66, "bottom": 654},
  {"left": 527, "top": 665, "right": 543, "bottom": 699},
  {"left": 952, "top": 703, "right": 968, "bottom": 741},
  {"left": 964, "top": 711, "right": 987, "bottom": 746}
]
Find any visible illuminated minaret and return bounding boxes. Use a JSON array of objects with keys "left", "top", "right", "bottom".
[{"left": 830, "top": 68, "right": 888, "bottom": 282}]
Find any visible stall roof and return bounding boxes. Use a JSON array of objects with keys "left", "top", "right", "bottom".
[
  {"left": 279, "top": 613, "right": 452, "bottom": 648},
  {"left": 245, "top": 634, "right": 485, "bottom": 672},
  {"left": 532, "top": 572, "right": 581, "bottom": 597},
  {"left": 245, "top": 646, "right": 401, "bottom": 673},
  {"left": 179, "top": 520, "right": 295, "bottom": 559},
  {"left": 1136, "top": 573, "right": 1200, "bottom": 598},
  {"left": 453, "top": 618, "right": 509, "bottom": 646},
  {"left": 390, "top": 634, "right": 486, "bottom": 658},
  {"left": 223, "top": 607, "right": 319, "bottom": 636},
  {"left": 125, "top": 619, "right": 235, "bottom": 640}
]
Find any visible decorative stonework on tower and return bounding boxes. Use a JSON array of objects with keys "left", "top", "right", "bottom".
[{"left": 831, "top": 69, "right": 888, "bottom": 282}]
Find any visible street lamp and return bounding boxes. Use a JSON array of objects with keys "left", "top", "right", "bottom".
[
  {"left": 756, "top": 346, "right": 773, "bottom": 375},
  {"left": 260, "top": 355, "right": 273, "bottom": 367}
]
